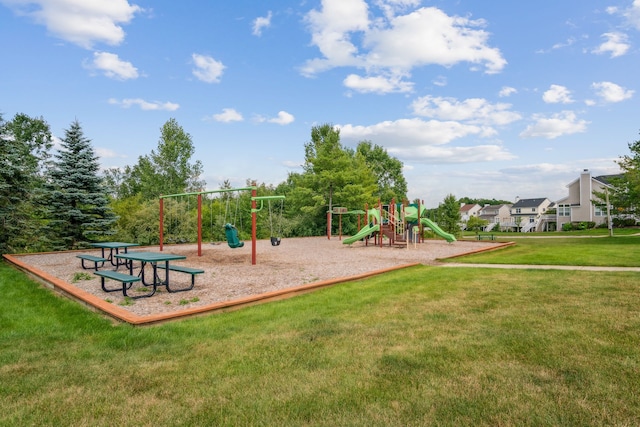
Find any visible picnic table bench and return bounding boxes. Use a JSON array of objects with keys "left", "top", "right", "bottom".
[
  {"left": 90, "top": 242, "right": 140, "bottom": 268},
  {"left": 476, "top": 234, "right": 496, "bottom": 241},
  {"left": 77, "top": 254, "right": 107, "bottom": 270},
  {"left": 94, "top": 270, "right": 142, "bottom": 298},
  {"left": 115, "top": 251, "right": 192, "bottom": 296},
  {"left": 157, "top": 264, "right": 204, "bottom": 289}
]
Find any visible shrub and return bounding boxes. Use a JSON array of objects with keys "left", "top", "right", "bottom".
[
  {"left": 562, "top": 221, "right": 596, "bottom": 231},
  {"left": 613, "top": 217, "right": 637, "bottom": 227}
]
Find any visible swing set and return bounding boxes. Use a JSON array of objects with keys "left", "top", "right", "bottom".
[{"left": 159, "top": 183, "right": 285, "bottom": 265}]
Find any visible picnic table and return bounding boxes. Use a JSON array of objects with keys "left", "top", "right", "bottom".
[
  {"left": 113, "top": 251, "right": 189, "bottom": 298},
  {"left": 90, "top": 242, "right": 140, "bottom": 268},
  {"left": 476, "top": 233, "right": 496, "bottom": 241}
]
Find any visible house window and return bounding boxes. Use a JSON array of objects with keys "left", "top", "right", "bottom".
[
  {"left": 594, "top": 205, "right": 606, "bottom": 217},
  {"left": 515, "top": 208, "right": 521, "bottom": 214},
  {"left": 532, "top": 208, "right": 536, "bottom": 212},
  {"left": 558, "top": 204, "right": 570, "bottom": 217}
]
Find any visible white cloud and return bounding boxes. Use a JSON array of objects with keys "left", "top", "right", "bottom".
[
  {"left": 499, "top": 86, "right": 517, "bottom": 97},
  {"left": 339, "top": 118, "right": 487, "bottom": 146},
  {"left": 301, "top": 3, "right": 506, "bottom": 78},
  {"left": 213, "top": 108, "right": 244, "bottom": 123},
  {"left": 301, "top": 0, "right": 370, "bottom": 75},
  {"left": 410, "top": 96, "right": 522, "bottom": 126},
  {"left": 611, "top": 0, "right": 640, "bottom": 30},
  {"left": 628, "top": 0, "right": 640, "bottom": 29},
  {"left": 592, "top": 32, "right": 630, "bottom": 58},
  {"left": 108, "top": 98, "right": 179, "bottom": 111},
  {"left": 542, "top": 84, "right": 574, "bottom": 104},
  {"left": 432, "top": 75, "right": 447, "bottom": 87},
  {"left": 85, "top": 51, "right": 138, "bottom": 80},
  {"left": 343, "top": 73, "right": 413, "bottom": 93},
  {"left": 192, "top": 53, "right": 225, "bottom": 83},
  {"left": 551, "top": 36, "right": 579, "bottom": 50},
  {"left": 365, "top": 8, "right": 506, "bottom": 73},
  {"left": 268, "top": 111, "right": 295, "bottom": 125},
  {"left": 338, "top": 118, "right": 514, "bottom": 164},
  {"left": 390, "top": 144, "right": 515, "bottom": 163},
  {"left": 520, "top": 111, "right": 588, "bottom": 139},
  {"left": 50, "top": 134, "right": 63, "bottom": 151},
  {"left": 591, "top": 81, "right": 634, "bottom": 103},
  {"left": 95, "top": 147, "right": 126, "bottom": 159},
  {"left": 1, "top": 0, "right": 142, "bottom": 49},
  {"left": 252, "top": 11, "right": 272, "bottom": 36}
]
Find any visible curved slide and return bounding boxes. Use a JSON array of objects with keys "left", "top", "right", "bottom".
[
  {"left": 343, "top": 223, "right": 380, "bottom": 245},
  {"left": 421, "top": 218, "right": 456, "bottom": 243}
]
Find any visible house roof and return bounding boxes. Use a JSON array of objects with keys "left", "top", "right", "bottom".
[
  {"left": 511, "top": 198, "right": 548, "bottom": 208},
  {"left": 594, "top": 174, "right": 623, "bottom": 186},
  {"left": 459, "top": 203, "right": 480, "bottom": 212},
  {"left": 479, "top": 204, "right": 510, "bottom": 213}
]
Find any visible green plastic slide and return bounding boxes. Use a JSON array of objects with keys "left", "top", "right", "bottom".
[
  {"left": 420, "top": 218, "right": 456, "bottom": 243},
  {"left": 342, "top": 223, "right": 380, "bottom": 245}
]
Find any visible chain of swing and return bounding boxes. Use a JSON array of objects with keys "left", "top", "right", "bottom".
[
  {"left": 268, "top": 198, "right": 284, "bottom": 246},
  {"left": 166, "top": 196, "right": 194, "bottom": 244}
]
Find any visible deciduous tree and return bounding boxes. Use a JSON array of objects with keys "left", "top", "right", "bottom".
[
  {"left": 287, "top": 124, "right": 378, "bottom": 235},
  {"left": 609, "top": 134, "right": 640, "bottom": 217},
  {"left": 356, "top": 140, "right": 407, "bottom": 202},
  {"left": 107, "top": 118, "right": 205, "bottom": 200},
  {"left": 437, "top": 193, "right": 462, "bottom": 236}
]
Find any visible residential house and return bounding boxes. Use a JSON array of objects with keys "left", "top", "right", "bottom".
[
  {"left": 459, "top": 203, "right": 482, "bottom": 222},
  {"left": 556, "top": 169, "right": 618, "bottom": 230},
  {"left": 510, "top": 198, "right": 553, "bottom": 232},
  {"left": 459, "top": 203, "right": 482, "bottom": 229},
  {"left": 478, "top": 204, "right": 512, "bottom": 231}
]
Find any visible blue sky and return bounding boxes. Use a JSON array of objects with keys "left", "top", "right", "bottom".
[{"left": 1, "top": 0, "right": 639, "bottom": 207}]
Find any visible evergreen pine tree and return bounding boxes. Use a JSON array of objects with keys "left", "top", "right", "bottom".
[
  {"left": 47, "top": 120, "right": 117, "bottom": 249},
  {"left": 0, "top": 113, "right": 53, "bottom": 253}
]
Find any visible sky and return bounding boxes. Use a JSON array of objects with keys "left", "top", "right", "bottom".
[{"left": 1, "top": 0, "right": 639, "bottom": 208}]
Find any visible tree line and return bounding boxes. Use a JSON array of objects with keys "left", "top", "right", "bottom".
[
  {"left": 8, "top": 111, "right": 634, "bottom": 255},
  {"left": 1, "top": 114, "right": 417, "bottom": 254}
]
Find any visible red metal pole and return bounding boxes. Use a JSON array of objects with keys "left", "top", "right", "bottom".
[
  {"left": 364, "top": 203, "right": 369, "bottom": 247},
  {"left": 379, "top": 199, "right": 383, "bottom": 248},
  {"left": 159, "top": 197, "right": 164, "bottom": 252},
  {"left": 419, "top": 199, "right": 423, "bottom": 243},
  {"left": 391, "top": 198, "right": 395, "bottom": 246},
  {"left": 251, "top": 186, "right": 257, "bottom": 265},
  {"left": 197, "top": 193, "right": 202, "bottom": 256}
]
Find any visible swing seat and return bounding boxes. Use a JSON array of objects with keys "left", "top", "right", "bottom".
[
  {"left": 224, "top": 223, "right": 244, "bottom": 248},
  {"left": 270, "top": 237, "right": 281, "bottom": 246}
]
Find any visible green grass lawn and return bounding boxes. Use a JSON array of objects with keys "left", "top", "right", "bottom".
[
  {"left": 461, "top": 227, "right": 640, "bottom": 238},
  {"left": 451, "top": 234, "right": 640, "bottom": 266},
  {"left": 2, "top": 253, "right": 640, "bottom": 426}
]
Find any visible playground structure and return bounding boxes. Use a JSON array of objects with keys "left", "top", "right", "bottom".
[
  {"left": 159, "top": 184, "right": 284, "bottom": 265},
  {"left": 326, "top": 206, "right": 366, "bottom": 241},
  {"left": 342, "top": 200, "right": 456, "bottom": 247}
]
